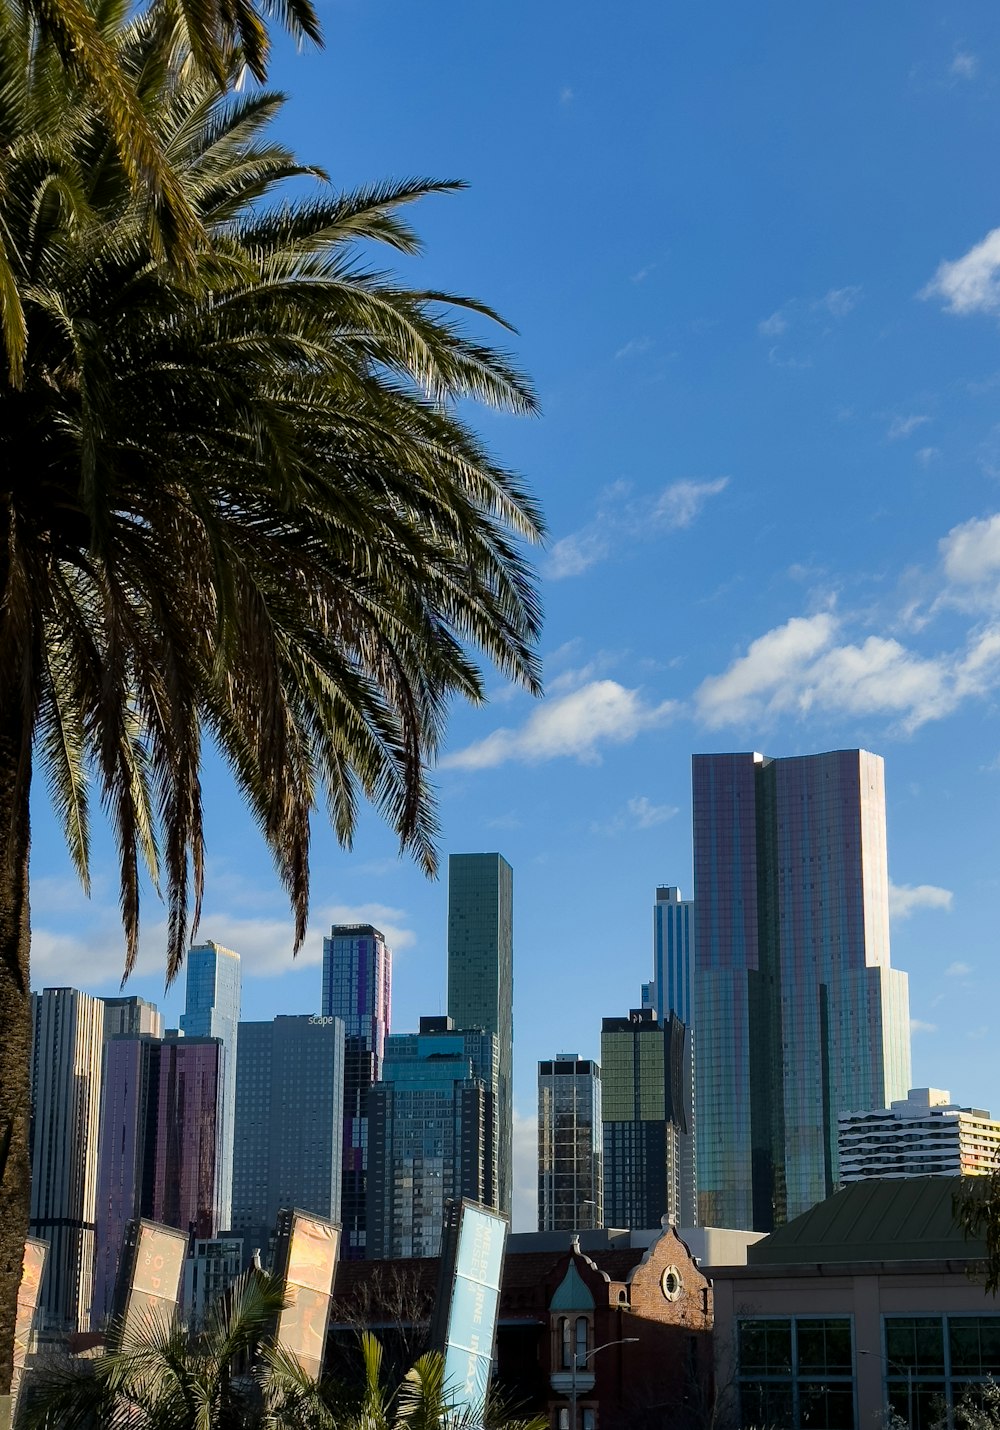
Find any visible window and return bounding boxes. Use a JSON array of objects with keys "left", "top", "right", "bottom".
[
  {"left": 736, "top": 1317, "right": 854, "bottom": 1430},
  {"left": 881, "top": 1315, "right": 1000, "bottom": 1430},
  {"left": 575, "top": 1316, "right": 589, "bottom": 1368},
  {"left": 560, "top": 1317, "right": 572, "bottom": 1370}
]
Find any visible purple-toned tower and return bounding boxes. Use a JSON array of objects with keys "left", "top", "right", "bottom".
[
  {"left": 92, "top": 1035, "right": 159, "bottom": 1326},
  {"left": 322, "top": 924, "right": 391, "bottom": 1260},
  {"left": 152, "top": 1036, "right": 221, "bottom": 1239},
  {"left": 693, "top": 749, "right": 911, "bottom": 1232}
]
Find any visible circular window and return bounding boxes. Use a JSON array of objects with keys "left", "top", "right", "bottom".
[{"left": 660, "top": 1265, "right": 683, "bottom": 1302}]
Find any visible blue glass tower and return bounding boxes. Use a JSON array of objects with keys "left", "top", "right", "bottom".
[
  {"left": 180, "top": 941, "right": 241, "bottom": 1229},
  {"left": 642, "top": 886, "right": 697, "bottom": 1225}
]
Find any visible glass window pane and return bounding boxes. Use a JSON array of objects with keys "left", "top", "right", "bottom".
[
  {"left": 949, "top": 1317, "right": 1000, "bottom": 1377},
  {"left": 886, "top": 1382, "right": 946, "bottom": 1430},
  {"left": 799, "top": 1382, "right": 855, "bottom": 1430},
  {"left": 739, "top": 1318, "right": 792, "bottom": 1374},
  {"left": 798, "top": 1319, "right": 853, "bottom": 1375},
  {"left": 740, "top": 1382, "right": 794, "bottom": 1429},
  {"left": 885, "top": 1318, "right": 945, "bottom": 1375}
]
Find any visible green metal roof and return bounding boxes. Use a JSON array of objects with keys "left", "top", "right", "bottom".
[
  {"left": 747, "top": 1177, "right": 987, "bottom": 1266},
  {"left": 549, "top": 1261, "right": 596, "bottom": 1310}
]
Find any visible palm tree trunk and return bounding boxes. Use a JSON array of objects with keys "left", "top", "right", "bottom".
[{"left": 0, "top": 696, "right": 32, "bottom": 1405}]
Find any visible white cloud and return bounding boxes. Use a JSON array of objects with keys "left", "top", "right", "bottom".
[
  {"left": 695, "top": 613, "right": 839, "bottom": 726},
  {"left": 946, "top": 960, "right": 973, "bottom": 976},
  {"left": 888, "top": 880, "right": 954, "bottom": 920},
  {"left": 547, "top": 477, "right": 729, "bottom": 580},
  {"left": 31, "top": 901, "right": 416, "bottom": 990},
  {"left": 653, "top": 477, "right": 729, "bottom": 529},
  {"left": 940, "top": 512, "right": 1000, "bottom": 585},
  {"left": 591, "top": 795, "right": 678, "bottom": 836},
  {"left": 631, "top": 263, "right": 656, "bottom": 284},
  {"left": 887, "top": 413, "right": 930, "bottom": 441},
  {"left": 916, "top": 446, "right": 940, "bottom": 466},
  {"left": 922, "top": 228, "right": 1000, "bottom": 316},
  {"left": 818, "top": 285, "right": 862, "bottom": 317},
  {"left": 440, "top": 680, "right": 676, "bottom": 770},
  {"left": 910, "top": 1018, "right": 938, "bottom": 1035},
  {"left": 627, "top": 796, "right": 677, "bottom": 828},
  {"left": 547, "top": 531, "right": 608, "bottom": 579},
  {"left": 695, "top": 610, "right": 1000, "bottom": 733},
  {"left": 758, "top": 310, "right": 788, "bottom": 337},
  {"left": 614, "top": 336, "right": 652, "bottom": 360},
  {"left": 951, "top": 51, "right": 978, "bottom": 79},
  {"left": 559, "top": 85, "right": 574, "bottom": 104}
]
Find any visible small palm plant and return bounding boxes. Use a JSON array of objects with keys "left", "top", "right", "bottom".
[{"left": 25, "top": 1293, "right": 548, "bottom": 1430}]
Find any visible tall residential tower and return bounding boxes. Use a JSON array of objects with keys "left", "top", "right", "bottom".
[
  {"left": 537, "top": 1054, "right": 603, "bottom": 1231},
  {"left": 693, "top": 748, "right": 911, "bottom": 1231},
  {"left": 322, "top": 923, "right": 391, "bottom": 1259},
  {"left": 642, "top": 885, "right": 697, "bottom": 1226},
  {"left": 447, "top": 853, "right": 513, "bottom": 1217},
  {"left": 29, "top": 988, "right": 104, "bottom": 1333},
  {"left": 179, "top": 941, "right": 240, "bottom": 1229}
]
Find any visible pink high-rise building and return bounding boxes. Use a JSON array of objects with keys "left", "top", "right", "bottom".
[{"left": 152, "top": 1037, "right": 221, "bottom": 1239}]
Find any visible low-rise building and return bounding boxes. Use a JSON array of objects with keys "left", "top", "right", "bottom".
[
  {"left": 838, "top": 1087, "right": 1000, "bottom": 1181},
  {"left": 710, "top": 1176, "right": 995, "bottom": 1430}
]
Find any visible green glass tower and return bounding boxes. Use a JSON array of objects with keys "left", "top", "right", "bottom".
[{"left": 447, "top": 852, "right": 513, "bottom": 1218}]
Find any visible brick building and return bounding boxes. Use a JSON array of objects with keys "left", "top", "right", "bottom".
[{"left": 329, "top": 1223, "right": 713, "bottom": 1429}]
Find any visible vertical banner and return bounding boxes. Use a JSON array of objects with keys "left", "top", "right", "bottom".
[
  {"left": 273, "top": 1210, "right": 340, "bottom": 1380},
  {"left": 9, "top": 1238, "right": 47, "bottom": 1418},
  {"left": 112, "top": 1220, "right": 188, "bottom": 1344},
  {"left": 433, "top": 1200, "right": 508, "bottom": 1421}
]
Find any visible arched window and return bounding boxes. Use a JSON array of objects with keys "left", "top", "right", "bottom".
[
  {"left": 560, "top": 1316, "right": 572, "bottom": 1369},
  {"left": 575, "top": 1315, "right": 589, "bottom": 1368}
]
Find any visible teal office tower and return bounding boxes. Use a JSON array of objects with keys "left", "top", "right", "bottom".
[{"left": 447, "top": 853, "right": 513, "bottom": 1218}]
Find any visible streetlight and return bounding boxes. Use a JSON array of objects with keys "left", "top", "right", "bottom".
[
  {"left": 568, "top": 1335, "right": 640, "bottom": 1430},
  {"left": 859, "top": 1348, "right": 915, "bottom": 1428}
]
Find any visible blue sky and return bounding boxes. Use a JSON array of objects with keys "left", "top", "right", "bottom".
[{"left": 28, "top": 2, "right": 1000, "bottom": 1228}]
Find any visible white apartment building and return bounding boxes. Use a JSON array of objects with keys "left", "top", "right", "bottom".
[{"left": 838, "top": 1087, "right": 1000, "bottom": 1183}]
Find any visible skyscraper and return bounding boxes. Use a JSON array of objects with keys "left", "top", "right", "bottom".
[
  {"left": 231, "top": 1014, "right": 346, "bottom": 1256},
  {"left": 180, "top": 941, "right": 240, "bottom": 1228},
  {"left": 601, "top": 1009, "right": 670, "bottom": 1229},
  {"left": 29, "top": 988, "right": 105, "bottom": 1334},
  {"left": 321, "top": 923, "right": 391, "bottom": 1260},
  {"left": 641, "top": 886, "right": 697, "bottom": 1226},
  {"left": 368, "top": 1016, "right": 498, "bottom": 1259},
  {"left": 447, "top": 852, "right": 513, "bottom": 1217},
  {"left": 101, "top": 996, "right": 163, "bottom": 1041},
  {"left": 152, "top": 1035, "right": 223, "bottom": 1239},
  {"left": 693, "top": 748, "right": 911, "bottom": 1231},
  {"left": 537, "top": 1054, "right": 603, "bottom": 1231},
  {"left": 92, "top": 1033, "right": 160, "bottom": 1326}
]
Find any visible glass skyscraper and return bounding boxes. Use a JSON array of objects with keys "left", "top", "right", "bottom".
[
  {"left": 179, "top": 941, "right": 240, "bottom": 1229},
  {"left": 642, "top": 885, "right": 697, "bottom": 1226},
  {"left": 231, "top": 1014, "right": 345, "bottom": 1258},
  {"left": 152, "top": 1035, "right": 223, "bottom": 1239},
  {"left": 29, "top": 988, "right": 104, "bottom": 1333},
  {"left": 601, "top": 1009, "right": 670, "bottom": 1229},
  {"left": 367, "top": 1016, "right": 498, "bottom": 1259},
  {"left": 447, "top": 852, "right": 513, "bottom": 1217},
  {"left": 321, "top": 923, "right": 391, "bottom": 1260},
  {"left": 537, "top": 1054, "right": 603, "bottom": 1231},
  {"left": 693, "top": 748, "right": 911, "bottom": 1231}
]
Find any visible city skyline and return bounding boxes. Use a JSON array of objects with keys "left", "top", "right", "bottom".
[{"left": 19, "top": 1, "right": 1000, "bottom": 1235}]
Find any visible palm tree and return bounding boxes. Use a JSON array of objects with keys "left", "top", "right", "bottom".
[
  {"left": 26, "top": 1299, "right": 548, "bottom": 1429},
  {"left": 0, "top": 0, "right": 544, "bottom": 1395},
  {"left": 272, "top": 1330, "right": 548, "bottom": 1430},
  {"left": 25, "top": 1268, "right": 287, "bottom": 1427}
]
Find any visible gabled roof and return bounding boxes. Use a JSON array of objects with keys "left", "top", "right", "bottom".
[{"left": 748, "top": 1176, "right": 987, "bottom": 1266}]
